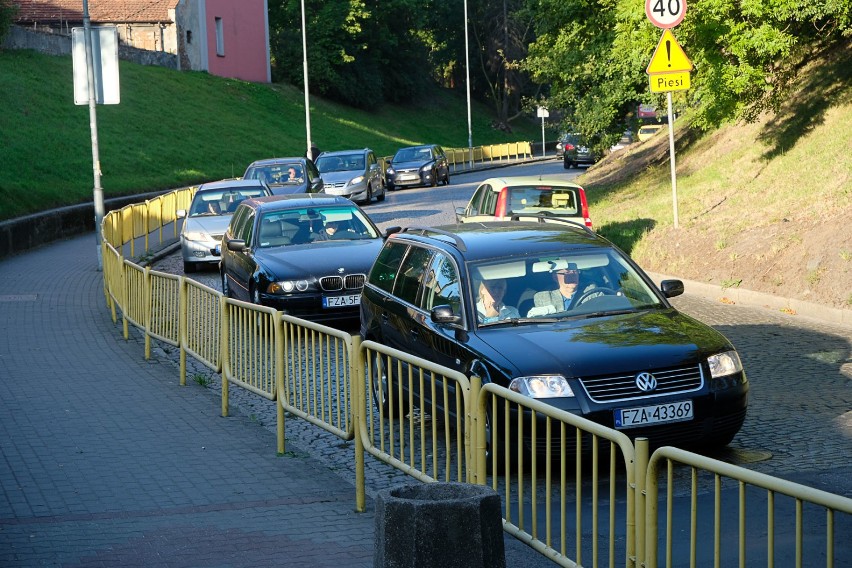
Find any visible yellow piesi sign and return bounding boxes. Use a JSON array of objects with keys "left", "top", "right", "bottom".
[
  {"left": 647, "top": 29, "right": 693, "bottom": 73},
  {"left": 646, "top": 29, "right": 692, "bottom": 92}
]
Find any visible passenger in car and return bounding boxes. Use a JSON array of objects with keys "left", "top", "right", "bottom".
[{"left": 477, "top": 278, "right": 520, "bottom": 323}]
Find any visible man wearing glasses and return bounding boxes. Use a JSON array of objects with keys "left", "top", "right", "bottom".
[{"left": 529, "top": 263, "right": 581, "bottom": 316}]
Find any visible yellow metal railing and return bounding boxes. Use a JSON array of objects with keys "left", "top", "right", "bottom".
[
  {"left": 645, "top": 446, "right": 852, "bottom": 568},
  {"left": 180, "top": 278, "right": 222, "bottom": 383}
]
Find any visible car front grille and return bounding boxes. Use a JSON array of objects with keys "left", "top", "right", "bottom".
[
  {"left": 325, "top": 181, "right": 347, "bottom": 189},
  {"left": 319, "top": 274, "right": 366, "bottom": 291},
  {"left": 579, "top": 365, "right": 703, "bottom": 403}
]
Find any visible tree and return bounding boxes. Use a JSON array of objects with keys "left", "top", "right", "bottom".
[{"left": 0, "top": 0, "right": 18, "bottom": 44}]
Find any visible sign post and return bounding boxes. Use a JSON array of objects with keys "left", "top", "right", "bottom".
[
  {"left": 645, "top": 1, "right": 689, "bottom": 229},
  {"left": 537, "top": 107, "right": 549, "bottom": 157}
]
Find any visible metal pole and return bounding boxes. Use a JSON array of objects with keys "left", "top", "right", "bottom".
[
  {"left": 82, "top": 0, "right": 105, "bottom": 270},
  {"left": 667, "top": 91, "right": 679, "bottom": 228},
  {"left": 541, "top": 116, "right": 546, "bottom": 157},
  {"left": 300, "top": 0, "right": 312, "bottom": 158},
  {"left": 463, "top": 0, "right": 473, "bottom": 168}
]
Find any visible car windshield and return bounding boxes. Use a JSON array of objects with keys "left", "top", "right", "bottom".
[
  {"left": 189, "top": 188, "right": 267, "bottom": 216},
  {"left": 316, "top": 154, "right": 365, "bottom": 173},
  {"left": 256, "top": 206, "right": 379, "bottom": 248},
  {"left": 393, "top": 147, "right": 429, "bottom": 162},
  {"left": 245, "top": 164, "right": 303, "bottom": 185},
  {"left": 468, "top": 250, "right": 664, "bottom": 325},
  {"left": 506, "top": 185, "right": 579, "bottom": 216}
]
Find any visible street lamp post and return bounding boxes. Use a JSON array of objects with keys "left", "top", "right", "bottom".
[
  {"left": 82, "top": 0, "right": 105, "bottom": 270},
  {"left": 300, "top": 0, "right": 312, "bottom": 158},
  {"left": 463, "top": 0, "right": 473, "bottom": 168}
]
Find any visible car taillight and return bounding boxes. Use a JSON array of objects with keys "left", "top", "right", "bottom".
[
  {"left": 564, "top": 144, "right": 576, "bottom": 151},
  {"left": 495, "top": 187, "right": 509, "bottom": 217},
  {"left": 578, "top": 187, "right": 593, "bottom": 229}
]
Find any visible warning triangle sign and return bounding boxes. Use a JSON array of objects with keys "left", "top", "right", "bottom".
[{"left": 646, "top": 29, "right": 693, "bottom": 74}]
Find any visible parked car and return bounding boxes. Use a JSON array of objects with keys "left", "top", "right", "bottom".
[
  {"left": 609, "top": 131, "right": 634, "bottom": 152},
  {"left": 219, "top": 194, "right": 391, "bottom": 324},
  {"left": 360, "top": 220, "right": 748, "bottom": 456},
  {"left": 385, "top": 144, "right": 450, "bottom": 190},
  {"left": 637, "top": 124, "right": 665, "bottom": 142},
  {"left": 243, "top": 157, "right": 324, "bottom": 195},
  {"left": 177, "top": 179, "right": 271, "bottom": 273},
  {"left": 455, "top": 176, "right": 592, "bottom": 228},
  {"left": 559, "top": 133, "right": 597, "bottom": 169},
  {"left": 315, "top": 148, "right": 386, "bottom": 205}
]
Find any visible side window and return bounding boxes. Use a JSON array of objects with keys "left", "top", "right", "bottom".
[
  {"left": 420, "top": 253, "right": 461, "bottom": 315},
  {"left": 239, "top": 212, "right": 256, "bottom": 244},
  {"left": 480, "top": 186, "right": 497, "bottom": 215},
  {"left": 228, "top": 205, "right": 249, "bottom": 238},
  {"left": 393, "top": 246, "right": 434, "bottom": 306},
  {"left": 368, "top": 242, "right": 408, "bottom": 293},
  {"left": 467, "top": 185, "right": 486, "bottom": 215}
]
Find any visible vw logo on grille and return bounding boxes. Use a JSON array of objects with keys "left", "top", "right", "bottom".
[{"left": 635, "top": 372, "right": 658, "bottom": 392}]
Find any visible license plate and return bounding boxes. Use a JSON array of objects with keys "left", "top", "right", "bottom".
[
  {"left": 614, "top": 400, "right": 693, "bottom": 429},
  {"left": 323, "top": 294, "right": 360, "bottom": 308},
  {"left": 400, "top": 174, "right": 418, "bottom": 181}
]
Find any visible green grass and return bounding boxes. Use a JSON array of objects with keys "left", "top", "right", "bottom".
[{"left": 0, "top": 49, "right": 545, "bottom": 221}]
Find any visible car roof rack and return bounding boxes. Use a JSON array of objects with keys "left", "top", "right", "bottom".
[
  {"left": 509, "top": 213, "right": 595, "bottom": 236},
  {"left": 403, "top": 226, "right": 467, "bottom": 252}
]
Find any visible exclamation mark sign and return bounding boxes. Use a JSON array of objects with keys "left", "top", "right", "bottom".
[{"left": 666, "top": 40, "right": 671, "bottom": 67}]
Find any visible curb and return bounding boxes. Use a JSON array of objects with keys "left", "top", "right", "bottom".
[{"left": 646, "top": 271, "right": 852, "bottom": 329}]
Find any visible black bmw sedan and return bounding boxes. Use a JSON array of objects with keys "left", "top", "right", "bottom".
[{"left": 220, "top": 195, "right": 387, "bottom": 324}]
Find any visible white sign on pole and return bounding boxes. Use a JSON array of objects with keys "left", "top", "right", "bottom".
[
  {"left": 72, "top": 26, "right": 120, "bottom": 105},
  {"left": 645, "top": 0, "right": 686, "bottom": 29}
]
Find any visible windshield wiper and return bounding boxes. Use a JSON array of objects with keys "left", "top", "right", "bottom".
[{"left": 479, "top": 317, "right": 559, "bottom": 327}]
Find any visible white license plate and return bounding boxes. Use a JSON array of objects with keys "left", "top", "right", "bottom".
[
  {"left": 400, "top": 174, "right": 418, "bottom": 181},
  {"left": 322, "top": 294, "right": 360, "bottom": 308},
  {"left": 614, "top": 400, "right": 693, "bottom": 429}
]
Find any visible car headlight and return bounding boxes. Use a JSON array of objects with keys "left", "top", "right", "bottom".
[
  {"left": 183, "top": 231, "right": 209, "bottom": 242},
  {"left": 419, "top": 164, "right": 433, "bottom": 174},
  {"left": 707, "top": 350, "right": 743, "bottom": 378},
  {"left": 267, "top": 280, "right": 310, "bottom": 294},
  {"left": 349, "top": 175, "right": 364, "bottom": 185},
  {"left": 509, "top": 375, "right": 575, "bottom": 398},
  {"left": 386, "top": 166, "right": 395, "bottom": 175}
]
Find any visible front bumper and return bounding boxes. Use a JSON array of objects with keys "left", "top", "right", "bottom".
[{"left": 180, "top": 237, "right": 220, "bottom": 264}]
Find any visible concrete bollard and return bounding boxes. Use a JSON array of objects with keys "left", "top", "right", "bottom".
[{"left": 374, "top": 482, "right": 505, "bottom": 568}]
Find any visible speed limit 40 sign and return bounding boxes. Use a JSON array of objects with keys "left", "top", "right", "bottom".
[{"left": 645, "top": 0, "right": 686, "bottom": 28}]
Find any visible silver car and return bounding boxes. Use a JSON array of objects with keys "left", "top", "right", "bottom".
[
  {"left": 315, "top": 148, "right": 386, "bottom": 205},
  {"left": 177, "top": 179, "right": 271, "bottom": 273}
]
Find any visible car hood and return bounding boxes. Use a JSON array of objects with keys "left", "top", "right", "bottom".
[
  {"left": 257, "top": 239, "right": 384, "bottom": 275},
  {"left": 391, "top": 159, "right": 432, "bottom": 170},
  {"left": 476, "top": 309, "right": 731, "bottom": 379},
  {"left": 320, "top": 171, "right": 361, "bottom": 183},
  {"left": 185, "top": 215, "right": 232, "bottom": 235},
  {"left": 269, "top": 182, "right": 309, "bottom": 195}
]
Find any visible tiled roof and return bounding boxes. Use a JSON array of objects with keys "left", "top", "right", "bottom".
[{"left": 13, "top": 1, "right": 178, "bottom": 24}]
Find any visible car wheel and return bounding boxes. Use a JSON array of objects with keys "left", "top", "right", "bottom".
[
  {"left": 564, "top": 158, "right": 573, "bottom": 170},
  {"left": 387, "top": 182, "right": 396, "bottom": 192},
  {"left": 183, "top": 261, "right": 197, "bottom": 273},
  {"left": 370, "top": 353, "right": 403, "bottom": 418},
  {"left": 221, "top": 271, "right": 232, "bottom": 298},
  {"left": 376, "top": 182, "right": 386, "bottom": 202},
  {"left": 430, "top": 169, "right": 437, "bottom": 187},
  {"left": 444, "top": 171, "right": 451, "bottom": 186},
  {"left": 363, "top": 184, "right": 372, "bottom": 205}
]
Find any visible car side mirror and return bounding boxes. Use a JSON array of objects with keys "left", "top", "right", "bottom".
[
  {"left": 660, "top": 279, "right": 684, "bottom": 298},
  {"left": 431, "top": 305, "right": 461, "bottom": 325},
  {"left": 226, "top": 239, "right": 246, "bottom": 252},
  {"left": 176, "top": 209, "right": 187, "bottom": 219},
  {"left": 455, "top": 206, "right": 466, "bottom": 219},
  {"left": 384, "top": 226, "right": 402, "bottom": 238}
]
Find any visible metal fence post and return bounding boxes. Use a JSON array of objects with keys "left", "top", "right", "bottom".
[
  {"left": 351, "top": 334, "right": 366, "bottom": 512},
  {"left": 635, "top": 437, "right": 650, "bottom": 568},
  {"left": 220, "top": 297, "right": 229, "bottom": 418},
  {"left": 468, "top": 374, "right": 482, "bottom": 484},
  {"left": 179, "top": 276, "right": 187, "bottom": 386},
  {"left": 275, "top": 314, "right": 286, "bottom": 455}
]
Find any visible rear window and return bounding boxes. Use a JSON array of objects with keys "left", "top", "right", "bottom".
[
  {"left": 368, "top": 242, "right": 408, "bottom": 293},
  {"left": 508, "top": 186, "right": 579, "bottom": 216}
]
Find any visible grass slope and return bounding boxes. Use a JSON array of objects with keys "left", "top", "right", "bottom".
[
  {"left": 0, "top": 49, "right": 543, "bottom": 220},
  {"left": 585, "top": 39, "right": 852, "bottom": 310}
]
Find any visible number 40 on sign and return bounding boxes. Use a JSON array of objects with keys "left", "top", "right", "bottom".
[{"left": 645, "top": 0, "right": 686, "bottom": 28}]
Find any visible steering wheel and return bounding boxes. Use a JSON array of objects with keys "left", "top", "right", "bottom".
[{"left": 573, "top": 287, "right": 618, "bottom": 307}]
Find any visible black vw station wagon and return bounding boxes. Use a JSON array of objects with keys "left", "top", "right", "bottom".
[
  {"left": 220, "top": 194, "right": 388, "bottom": 324},
  {"left": 360, "top": 219, "right": 749, "bottom": 452}
]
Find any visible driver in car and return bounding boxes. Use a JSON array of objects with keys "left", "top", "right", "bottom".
[{"left": 530, "top": 263, "right": 581, "bottom": 315}]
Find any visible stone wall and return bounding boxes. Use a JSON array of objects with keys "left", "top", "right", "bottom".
[{"left": 2, "top": 25, "right": 177, "bottom": 69}]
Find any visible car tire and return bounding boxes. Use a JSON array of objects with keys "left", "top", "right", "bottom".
[
  {"left": 430, "top": 169, "right": 437, "bottom": 187},
  {"left": 387, "top": 182, "right": 396, "bottom": 192},
  {"left": 363, "top": 184, "right": 372, "bottom": 205},
  {"left": 444, "top": 171, "right": 451, "bottom": 186},
  {"left": 370, "top": 353, "right": 403, "bottom": 418},
  {"left": 564, "top": 158, "right": 573, "bottom": 170},
  {"left": 376, "top": 183, "right": 386, "bottom": 202},
  {"left": 184, "top": 261, "right": 197, "bottom": 273}
]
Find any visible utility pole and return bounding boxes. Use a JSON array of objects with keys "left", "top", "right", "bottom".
[{"left": 82, "top": 0, "right": 105, "bottom": 270}]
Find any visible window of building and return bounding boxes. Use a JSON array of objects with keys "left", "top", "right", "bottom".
[{"left": 215, "top": 17, "right": 224, "bottom": 56}]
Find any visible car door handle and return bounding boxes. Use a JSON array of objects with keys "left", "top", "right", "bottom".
[
  {"left": 381, "top": 314, "right": 389, "bottom": 324},
  {"left": 410, "top": 329, "right": 419, "bottom": 340}
]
